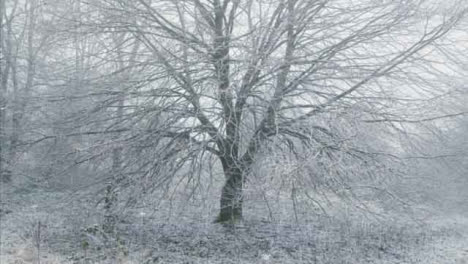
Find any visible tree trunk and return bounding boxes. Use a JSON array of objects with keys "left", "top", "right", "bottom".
[
  {"left": 215, "top": 165, "right": 244, "bottom": 224},
  {"left": 0, "top": 0, "right": 9, "bottom": 183}
]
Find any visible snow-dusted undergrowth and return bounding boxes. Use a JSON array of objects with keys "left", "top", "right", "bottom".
[{"left": 1, "top": 190, "right": 467, "bottom": 264}]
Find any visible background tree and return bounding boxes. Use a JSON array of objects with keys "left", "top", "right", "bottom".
[{"left": 0, "top": 0, "right": 53, "bottom": 183}]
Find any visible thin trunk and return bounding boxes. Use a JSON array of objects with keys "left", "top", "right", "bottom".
[
  {"left": 9, "top": 0, "right": 36, "bottom": 165},
  {"left": 111, "top": 96, "right": 123, "bottom": 173},
  {"left": 0, "top": 0, "right": 10, "bottom": 183},
  {"left": 104, "top": 34, "right": 139, "bottom": 233},
  {"left": 0, "top": 0, "right": 4, "bottom": 183}
]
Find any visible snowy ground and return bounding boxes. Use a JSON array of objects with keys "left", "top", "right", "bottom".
[{"left": 1, "top": 190, "right": 468, "bottom": 264}]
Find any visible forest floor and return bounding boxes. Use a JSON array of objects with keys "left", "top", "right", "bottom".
[{"left": 1, "top": 189, "right": 468, "bottom": 264}]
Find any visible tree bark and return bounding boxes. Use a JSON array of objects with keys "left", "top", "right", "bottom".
[
  {"left": 215, "top": 160, "right": 244, "bottom": 224},
  {"left": 0, "top": 0, "right": 10, "bottom": 183},
  {"left": 9, "top": 0, "right": 37, "bottom": 168}
]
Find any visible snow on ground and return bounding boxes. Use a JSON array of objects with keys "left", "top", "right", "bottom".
[
  {"left": 421, "top": 215, "right": 468, "bottom": 264},
  {"left": 1, "top": 190, "right": 468, "bottom": 263}
]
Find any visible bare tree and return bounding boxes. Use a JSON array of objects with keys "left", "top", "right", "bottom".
[
  {"left": 0, "top": 0, "right": 5, "bottom": 183},
  {"left": 43, "top": 0, "right": 467, "bottom": 223},
  {"left": 0, "top": 0, "right": 53, "bottom": 183}
]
